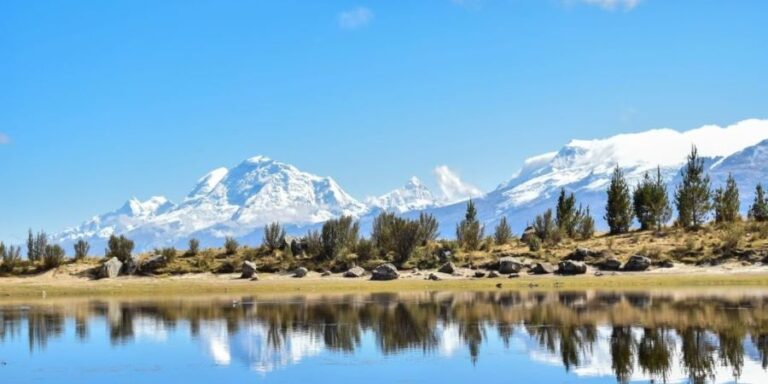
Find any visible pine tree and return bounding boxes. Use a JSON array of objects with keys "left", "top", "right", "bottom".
[
  {"left": 633, "top": 167, "right": 672, "bottom": 231},
  {"left": 493, "top": 217, "right": 513, "bottom": 245},
  {"left": 605, "top": 165, "right": 633, "bottom": 234},
  {"left": 556, "top": 188, "right": 578, "bottom": 238},
  {"left": 27, "top": 229, "right": 34, "bottom": 262},
  {"left": 713, "top": 174, "right": 740, "bottom": 223},
  {"left": 674, "top": 146, "right": 712, "bottom": 229},
  {"left": 749, "top": 184, "right": 768, "bottom": 222},
  {"left": 456, "top": 199, "right": 484, "bottom": 251}
]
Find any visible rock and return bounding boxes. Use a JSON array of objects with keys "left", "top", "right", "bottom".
[
  {"left": 141, "top": 255, "right": 167, "bottom": 273},
  {"left": 121, "top": 258, "right": 138, "bottom": 275},
  {"left": 427, "top": 273, "right": 441, "bottom": 281},
  {"left": 499, "top": 257, "right": 525, "bottom": 274},
  {"left": 598, "top": 257, "right": 622, "bottom": 271},
  {"left": 508, "top": 273, "right": 520, "bottom": 278},
  {"left": 558, "top": 260, "right": 587, "bottom": 275},
  {"left": 594, "top": 271, "right": 604, "bottom": 277},
  {"left": 521, "top": 226, "right": 537, "bottom": 243},
  {"left": 488, "top": 271, "right": 500, "bottom": 278},
  {"left": 344, "top": 266, "right": 366, "bottom": 278},
  {"left": 566, "top": 248, "right": 600, "bottom": 262},
  {"left": 623, "top": 255, "right": 651, "bottom": 272},
  {"left": 531, "top": 262, "right": 554, "bottom": 275},
  {"left": 290, "top": 239, "right": 304, "bottom": 256},
  {"left": 474, "top": 271, "right": 486, "bottom": 278},
  {"left": 100, "top": 257, "right": 123, "bottom": 279},
  {"left": 321, "top": 270, "right": 332, "bottom": 277},
  {"left": 250, "top": 275, "right": 259, "bottom": 281},
  {"left": 293, "top": 267, "right": 308, "bottom": 278},
  {"left": 241, "top": 261, "right": 257, "bottom": 279},
  {"left": 659, "top": 260, "right": 674, "bottom": 268},
  {"left": 371, "top": 264, "right": 399, "bottom": 281},
  {"left": 438, "top": 262, "right": 456, "bottom": 274},
  {"left": 438, "top": 250, "right": 452, "bottom": 263}
]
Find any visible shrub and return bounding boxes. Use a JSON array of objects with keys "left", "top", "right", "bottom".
[
  {"left": 605, "top": 165, "right": 633, "bottom": 234},
  {"left": 0, "top": 243, "right": 22, "bottom": 273},
  {"left": 674, "top": 146, "right": 712, "bottom": 229},
  {"left": 748, "top": 184, "right": 768, "bottom": 222},
  {"left": 263, "top": 222, "right": 286, "bottom": 251},
  {"left": 533, "top": 209, "right": 559, "bottom": 245},
  {"left": 42, "top": 244, "right": 66, "bottom": 270},
  {"left": 493, "top": 217, "right": 513, "bottom": 245},
  {"left": 320, "top": 216, "right": 359, "bottom": 261},
  {"left": 719, "top": 225, "right": 744, "bottom": 256},
  {"left": 158, "top": 247, "right": 177, "bottom": 263},
  {"left": 187, "top": 238, "right": 200, "bottom": 256},
  {"left": 713, "top": 174, "right": 740, "bottom": 224},
  {"left": 105, "top": 235, "right": 134, "bottom": 262},
  {"left": 27, "top": 230, "right": 49, "bottom": 262},
  {"left": 526, "top": 235, "right": 542, "bottom": 252},
  {"left": 355, "top": 238, "right": 375, "bottom": 262},
  {"left": 303, "top": 230, "right": 323, "bottom": 258},
  {"left": 224, "top": 236, "right": 239, "bottom": 255},
  {"left": 416, "top": 212, "right": 439, "bottom": 245},
  {"left": 576, "top": 207, "right": 596, "bottom": 240},
  {"left": 372, "top": 212, "right": 426, "bottom": 264},
  {"left": 73, "top": 239, "right": 90, "bottom": 260},
  {"left": 456, "top": 200, "right": 484, "bottom": 251}
]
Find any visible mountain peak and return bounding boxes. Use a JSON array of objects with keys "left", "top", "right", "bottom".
[{"left": 367, "top": 177, "right": 437, "bottom": 213}]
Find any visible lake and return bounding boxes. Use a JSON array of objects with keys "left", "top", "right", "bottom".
[{"left": 1, "top": 289, "right": 768, "bottom": 383}]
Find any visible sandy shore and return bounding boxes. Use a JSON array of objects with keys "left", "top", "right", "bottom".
[{"left": 2, "top": 262, "right": 768, "bottom": 299}]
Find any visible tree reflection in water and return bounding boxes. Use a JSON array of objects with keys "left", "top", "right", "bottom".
[{"left": 1, "top": 290, "right": 768, "bottom": 383}]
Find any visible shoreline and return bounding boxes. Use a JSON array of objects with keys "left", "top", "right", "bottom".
[{"left": 3, "top": 263, "right": 768, "bottom": 299}]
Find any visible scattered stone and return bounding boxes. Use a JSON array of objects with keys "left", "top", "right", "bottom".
[
  {"left": 530, "top": 262, "right": 554, "bottom": 275},
  {"left": 427, "top": 273, "right": 441, "bottom": 281},
  {"left": 100, "top": 257, "right": 123, "bottom": 279},
  {"left": 594, "top": 271, "right": 604, "bottom": 277},
  {"left": 371, "top": 263, "right": 399, "bottom": 281},
  {"left": 508, "top": 273, "right": 520, "bottom": 279},
  {"left": 321, "top": 270, "right": 332, "bottom": 277},
  {"left": 474, "top": 271, "right": 487, "bottom": 278},
  {"left": 241, "top": 261, "right": 257, "bottom": 279},
  {"left": 499, "top": 257, "right": 525, "bottom": 274},
  {"left": 488, "top": 271, "right": 500, "bottom": 278},
  {"left": 141, "top": 255, "right": 167, "bottom": 273},
  {"left": 558, "top": 260, "right": 587, "bottom": 275},
  {"left": 438, "top": 262, "right": 457, "bottom": 274},
  {"left": 598, "top": 257, "right": 622, "bottom": 271},
  {"left": 659, "top": 260, "right": 675, "bottom": 269},
  {"left": 566, "top": 248, "right": 597, "bottom": 262},
  {"left": 293, "top": 267, "right": 309, "bottom": 278},
  {"left": 344, "top": 266, "right": 366, "bottom": 278},
  {"left": 623, "top": 255, "right": 651, "bottom": 272}
]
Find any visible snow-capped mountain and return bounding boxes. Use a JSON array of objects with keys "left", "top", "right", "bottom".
[
  {"left": 54, "top": 118, "right": 768, "bottom": 251},
  {"left": 366, "top": 177, "right": 437, "bottom": 213}
]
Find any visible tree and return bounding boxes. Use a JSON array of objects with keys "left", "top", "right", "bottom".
[
  {"left": 416, "top": 212, "right": 439, "bottom": 245},
  {"left": 27, "top": 229, "right": 34, "bottom": 262},
  {"left": 224, "top": 236, "right": 239, "bottom": 255},
  {"left": 633, "top": 167, "right": 672, "bottom": 231},
  {"left": 533, "top": 209, "right": 558, "bottom": 244},
  {"left": 0, "top": 243, "right": 22, "bottom": 273},
  {"left": 303, "top": 230, "right": 323, "bottom": 258},
  {"left": 456, "top": 199, "right": 484, "bottom": 251},
  {"left": 262, "top": 222, "right": 286, "bottom": 251},
  {"left": 605, "top": 165, "right": 634, "bottom": 234},
  {"left": 494, "top": 217, "right": 513, "bottom": 245},
  {"left": 187, "top": 238, "right": 200, "bottom": 256},
  {"left": 42, "top": 244, "right": 66, "bottom": 270},
  {"left": 713, "top": 174, "right": 740, "bottom": 224},
  {"left": 576, "top": 206, "right": 596, "bottom": 240},
  {"left": 749, "top": 184, "right": 768, "bottom": 222},
  {"left": 556, "top": 189, "right": 578, "bottom": 237},
  {"left": 73, "top": 239, "right": 90, "bottom": 260},
  {"left": 106, "top": 235, "right": 134, "bottom": 262},
  {"left": 675, "top": 146, "right": 712, "bottom": 229},
  {"left": 320, "top": 215, "right": 359, "bottom": 261},
  {"left": 26, "top": 229, "right": 48, "bottom": 262}
]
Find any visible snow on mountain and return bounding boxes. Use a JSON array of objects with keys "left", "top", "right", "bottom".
[{"left": 366, "top": 177, "right": 437, "bottom": 213}]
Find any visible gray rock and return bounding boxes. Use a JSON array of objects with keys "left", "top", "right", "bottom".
[
  {"left": 427, "top": 273, "right": 441, "bottom": 281},
  {"left": 499, "top": 257, "right": 525, "bottom": 274},
  {"left": 659, "top": 260, "right": 674, "bottom": 268},
  {"left": 566, "top": 248, "right": 599, "bottom": 261},
  {"left": 438, "top": 250, "right": 452, "bottom": 262},
  {"left": 290, "top": 239, "right": 304, "bottom": 256},
  {"left": 474, "top": 271, "right": 487, "bottom": 278},
  {"left": 250, "top": 275, "right": 259, "bottom": 281},
  {"left": 488, "top": 271, "right": 500, "bottom": 278},
  {"left": 344, "top": 266, "right": 366, "bottom": 278},
  {"left": 598, "top": 257, "right": 622, "bottom": 271},
  {"left": 241, "top": 261, "right": 257, "bottom": 279},
  {"left": 371, "top": 264, "right": 399, "bottom": 281},
  {"left": 531, "top": 262, "right": 555, "bottom": 275},
  {"left": 321, "top": 270, "right": 332, "bottom": 277},
  {"left": 623, "top": 255, "right": 651, "bottom": 272},
  {"left": 141, "top": 255, "right": 167, "bottom": 273},
  {"left": 558, "top": 260, "right": 587, "bottom": 275},
  {"left": 438, "top": 262, "right": 456, "bottom": 274},
  {"left": 121, "top": 258, "right": 138, "bottom": 275},
  {"left": 293, "top": 267, "right": 309, "bottom": 278},
  {"left": 100, "top": 257, "right": 123, "bottom": 279}
]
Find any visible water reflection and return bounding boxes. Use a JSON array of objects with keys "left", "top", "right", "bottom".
[{"left": 1, "top": 290, "right": 768, "bottom": 383}]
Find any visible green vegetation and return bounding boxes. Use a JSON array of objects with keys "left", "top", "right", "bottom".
[
  {"left": 493, "top": 217, "right": 513, "bottom": 245},
  {"left": 320, "top": 215, "right": 359, "bottom": 261},
  {"left": 633, "top": 167, "right": 672, "bottom": 231},
  {"left": 456, "top": 199, "right": 484, "bottom": 251},
  {"left": 74, "top": 239, "right": 90, "bottom": 260},
  {"left": 713, "top": 173, "right": 740, "bottom": 223},
  {"left": 106, "top": 235, "right": 134, "bottom": 262},
  {"left": 262, "top": 222, "right": 286, "bottom": 251},
  {"left": 749, "top": 184, "right": 768, "bottom": 222},
  {"left": 675, "top": 146, "right": 712, "bottom": 229},
  {"left": 187, "top": 238, "right": 200, "bottom": 256},
  {"left": 224, "top": 236, "right": 239, "bottom": 255},
  {"left": 605, "top": 165, "right": 634, "bottom": 234},
  {"left": 42, "top": 244, "right": 66, "bottom": 270}
]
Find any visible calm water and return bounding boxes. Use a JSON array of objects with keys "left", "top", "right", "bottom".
[{"left": 2, "top": 290, "right": 768, "bottom": 383}]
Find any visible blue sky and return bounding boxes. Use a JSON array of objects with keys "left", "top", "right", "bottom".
[{"left": 1, "top": 0, "right": 767, "bottom": 242}]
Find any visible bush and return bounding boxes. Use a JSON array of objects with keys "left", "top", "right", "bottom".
[
  {"left": 526, "top": 235, "right": 542, "bottom": 252},
  {"left": 0, "top": 243, "right": 22, "bottom": 273},
  {"left": 576, "top": 207, "right": 596, "bottom": 240},
  {"left": 303, "top": 230, "right": 323, "bottom": 258},
  {"left": 158, "top": 247, "right": 177, "bottom": 263},
  {"left": 456, "top": 200, "right": 484, "bottom": 251},
  {"left": 533, "top": 209, "right": 560, "bottom": 245},
  {"left": 105, "top": 235, "right": 134, "bottom": 262},
  {"left": 42, "top": 244, "right": 66, "bottom": 270},
  {"left": 224, "top": 236, "right": 239, "bottom": 255},
  {"left": 355, "top": 238, "right": 375, "bottom": 262},
  {"left": 719, "top": 225, "right": 744, "bottom": 256},
  {"left": 371, "top": 212, "right": 423, "bottom": 265},
  {"left": 187, "top": 238, "right": 200, "bottom": 256},
  {"left": 320, "top": 216, "right": 359, "bottom": 261},
  {"left": 73, "top": 239, "right": 90, "bottom": 260},
  {"left": 263, "top": 222, "right": 286, "bottom": 251},
  {"left": 493, "top": 217, "right": 513, "bottom": 245}
]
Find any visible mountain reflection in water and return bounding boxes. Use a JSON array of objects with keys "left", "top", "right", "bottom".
[{"left": 1, "top": 290, "right": 768, "bottom": 383}]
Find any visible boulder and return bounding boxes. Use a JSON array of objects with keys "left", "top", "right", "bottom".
[
  {"left": 438, "top": 262, "right": 456, "bottom": 274},
  {"left": 488, "top": 271, "right": 500, "bottom": 278},
  {"left": 141, "top": 255, "right": 167, "bottom": 273},
  {"left": 121, "top": 258, "right": 138, "bottom": 275},
  {"left": 474, "top": 271, "right": 487, "bottom": 278},
  {"left": 438, "top": 250, "right": 452, "bottom": 263},
  {"left": 598, "top": 257, "right": 622, "bottom": 271},
  {"left": 100, "top": 257, "right": 123, "bottom": 279},
  {"left": 521, "top": 226, "right": 537, "bottom": 243},
  {"left": 566, "top": 248, "right": 599, "bottom": 262},
  {"left": 427, "top": 273, "right": 441, "bottom": 281},
  {"left": 321, "top": 270, "right": 332, "bottom": 277},
  {"left": 659, "top": 260, "right": 674, "bottom": 269},
  {"left": 241, "top": 261, "right": 257, "bottom": 279},
  {"left": 558, "top": 260, "right": 587, "bottom": 275},
  {"left": 623, "top": 255, "right": 651, "bottom": 272},
  {"left": 293, "top": 267, "right": 308, "bottom": 278},
  {"left": 344, "top": 266, "right": 366, "bottom": 278},
  {"left": 499, "top": 257, "right": 525, "bottom": 274},
  {"left": 371, "top": 264, "right": 399, "bottom": 281},
  {"left": 290, "top": 239, "right": 304, "bottom": 256},
  {"left": 530, "top": 262, "right": 554, "bottom": 275}
]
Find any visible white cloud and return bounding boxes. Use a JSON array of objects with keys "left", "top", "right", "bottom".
[
  {"left": 433, "top": 165, "right": 483, "bottom": 204},
  {"left": 0, "top": 133, "right": 9, "bottom": 144},
  {"left": 573, "top": 0, "right": 642, "bottom": 11},
  {"left": 337, "top": 7, "right": 373, "bottom": 30}
]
